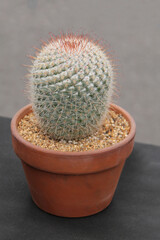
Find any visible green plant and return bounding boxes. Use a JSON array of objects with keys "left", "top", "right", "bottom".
[{"left": 28, "top": 33, "right": 114, "bottom": 140}]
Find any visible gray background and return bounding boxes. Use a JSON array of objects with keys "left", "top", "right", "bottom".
[{"left": 0, "top": 0, "right": 159, "bottom": 145}]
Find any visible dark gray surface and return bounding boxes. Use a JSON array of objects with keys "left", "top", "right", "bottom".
[
  {"left": 0, "top": 116, "right": 160, "bottom": 240},
  {"left": 0, "top": 0, "right": 160, "bottom": 145}
]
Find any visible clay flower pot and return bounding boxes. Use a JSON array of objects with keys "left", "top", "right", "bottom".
[{"left": 11, "top": 103, "right": 136, "bottom": 217}]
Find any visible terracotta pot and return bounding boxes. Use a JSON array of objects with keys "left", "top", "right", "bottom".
[{"left": 11, "top": 104, "right": 136, "bottom": 217}]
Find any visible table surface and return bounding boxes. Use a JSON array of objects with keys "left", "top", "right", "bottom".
[{"left": 0, "top": 116, "right": 160, "bottom": 240}]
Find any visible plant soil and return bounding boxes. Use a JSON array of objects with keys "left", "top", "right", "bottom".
[{"left": 18, "top": 110, "right": 130, "bottom": 152}]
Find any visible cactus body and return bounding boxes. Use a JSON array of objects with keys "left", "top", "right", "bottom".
[{"left": 30, "top": 34, "right": 114, "bottom": 140}]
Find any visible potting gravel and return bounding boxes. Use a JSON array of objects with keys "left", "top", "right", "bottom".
[{"left": 18, "top": 110, "right": 130, "bottom": 152}]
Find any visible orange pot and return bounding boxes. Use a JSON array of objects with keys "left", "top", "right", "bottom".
[{"left": 11, "top": 104, "right": 136, "bottom": 217}]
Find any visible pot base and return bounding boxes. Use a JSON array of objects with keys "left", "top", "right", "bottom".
[
  {"left": 32, "top": 194, "right": 113, "bottom": 218},
  {"left": 22, "top": 159, "right": 125, "bottom": 217}
]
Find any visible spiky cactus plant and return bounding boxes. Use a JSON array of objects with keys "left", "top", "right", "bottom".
[{"left": 29, "top": 34, "right": 114, "bottom": 140}]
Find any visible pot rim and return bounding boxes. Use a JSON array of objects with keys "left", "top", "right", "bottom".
[{"left": 11, "top": 103, "right": 136, "bottom": 156}]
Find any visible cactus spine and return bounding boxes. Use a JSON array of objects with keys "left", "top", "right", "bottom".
[{"left": 29, "top": 34, "right": 114, "bottom": 140}]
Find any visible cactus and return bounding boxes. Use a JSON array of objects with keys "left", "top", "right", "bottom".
[{"left": 29, "top": 34, "right": 114, "bottom": 140}]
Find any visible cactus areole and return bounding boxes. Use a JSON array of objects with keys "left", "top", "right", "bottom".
[{"left": 29, "top": 34, "right": 114, "bottom": 140}]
